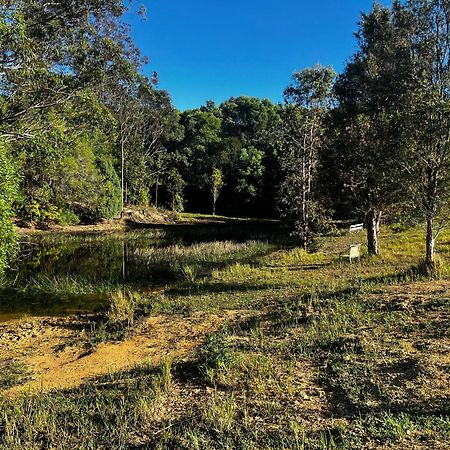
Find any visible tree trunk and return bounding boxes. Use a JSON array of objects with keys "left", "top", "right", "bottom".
[
  {"left": 375, "top": 210, "right": 382, "bottom": 233},
  {"left": 120, "top": 135, "right": 125, "bottom": 218},
  {"left": 426, "top": 216, "right": 435, "bottom": 268},
  {"left": 301, "top": 154, "right": 309, "bottom": 250},
  {"left": 155, "top": 179, "right": 159, "bottom": 208},
  {"left": 367, "top": 209, "right": 379, "bottom": 256}
]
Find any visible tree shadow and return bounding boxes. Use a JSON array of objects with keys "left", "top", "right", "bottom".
[{"left": 126, "top": 219, "right": 293, "bottom": 246}]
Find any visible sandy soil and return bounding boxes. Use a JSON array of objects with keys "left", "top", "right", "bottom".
[{"left": 0, "top": 310, "right": 244, "bottom": 396}]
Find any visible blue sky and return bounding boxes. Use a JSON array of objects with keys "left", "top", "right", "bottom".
[{"left": 128, "top": 1, "right": 390, "bottom": 111}]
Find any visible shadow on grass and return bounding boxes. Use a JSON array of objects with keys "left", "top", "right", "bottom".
[{"left": 165, "top": 281, "right": 270, "bottom": 298}]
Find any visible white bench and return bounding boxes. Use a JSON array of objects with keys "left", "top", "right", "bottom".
[
  {"left": 349, "top": 223, "right": 364, "bottom": 233},
  {"left": 339, "top": 244, "right": 362, "bottom": 263}
]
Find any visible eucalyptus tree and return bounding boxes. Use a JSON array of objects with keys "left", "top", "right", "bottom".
[
  {"left": 280, "top": 65, "right": 335, "bottom": 248},
  {"left": 401, "top": 0, "right": 450, "bottom": 268},
  {"left": 137, "top": 89, "right": 183, "bottom": 206},
  {"left": 100, "top": 77, "right": 182, "bottom": 211},
  {"left": 0, "top": 0, "right": 140, "bottom": 141},
  {"left": 331, "top": 2, "right": 412, "bottom": 255}
]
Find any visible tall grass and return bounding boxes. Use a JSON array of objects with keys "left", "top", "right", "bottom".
[{"left": 137, "top": 240, "right": 270, "bottom": 267}]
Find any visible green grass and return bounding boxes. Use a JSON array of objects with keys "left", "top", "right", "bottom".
[
  {"left": 2, "top": 224, "right": 450, "bottom": 449},
  {"left": 0, "top": 361, "right": 30, "bottom": 390}
]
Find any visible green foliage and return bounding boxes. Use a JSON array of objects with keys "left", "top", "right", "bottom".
[
  {"left": 164, "top": 168, "right": 185, "bottom": 211},
  {"left": 211, "top": 167, "right": 224, "bottom": 215},
  {"left": 13, "top": 100, "right": 121, "bottom": 224},
  {"left": 0, "top": 141, "right": 19, "bottom": 272},
  {"left": 329, "top": 3, "right": 409, "bottom": 236},
  {"left": 198, "top": 330, "right": 235, "bottom": 378},
  {"left": 0, "top": 0, "right": 141, "bottom": 139},
  {"left": 279, "top": 66, "right": 336, "bottom": 246},
  {"left": 95, "top": 151, "right": 122, "bottom": 220},
  {"left": 174, "top": 97, "right": 281, "bottom": 216}
]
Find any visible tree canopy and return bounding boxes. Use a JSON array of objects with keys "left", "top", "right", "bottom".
[{"left": 1, "top": 0, "right": 450, "bottom": 272}]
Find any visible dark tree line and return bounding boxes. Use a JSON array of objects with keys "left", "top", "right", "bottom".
[{"left": 1, "top": 0, "right": 450, "bottom": 272}]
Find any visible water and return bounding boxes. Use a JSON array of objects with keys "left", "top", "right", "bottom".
[
  {"left": 0, "top": 230, "right": 168, "bottom": 321},
  {"left": 0, "top": 222, "right": 284, "bottom": 322}
]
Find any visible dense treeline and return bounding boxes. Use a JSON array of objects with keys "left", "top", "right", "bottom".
[{"left": 1, "top": 0, "right": 450, "bottom": 271}]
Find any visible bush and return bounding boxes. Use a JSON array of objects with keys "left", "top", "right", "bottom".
[
  {"left": 95, "top": 154, "right": 122, "bottom": 219},
  {"left": 0, "top": 141, "right": 19, "bottom": 273},
  {"left": 198, "top": 330, "right": 235, "bottom": 377}
]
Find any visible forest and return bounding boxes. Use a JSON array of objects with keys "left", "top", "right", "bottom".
[
  {"left": 1, "top": 0, "right": 449, "bottom": 271},
  {"left": 1, "top": 1, "right": 450, "bottom": 449}
]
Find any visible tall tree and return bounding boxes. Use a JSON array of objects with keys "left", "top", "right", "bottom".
[
  {"left": 219, "top": 97, "right": 281, "bottom": 213},
  {"left": 211, "top": 168, "right": 224, "bottom": 216},
  {"left": 402, "top": 0, "right": 450, "bottom": 268},
  {"left": 331, "top": 3, "right": 412, "bottom": 255},
  {"left": 280, "top": 65, "right": 335, "bottom": 248},
  {"left": 0, "top": 0, "right": 140, "bottom": 140},
  {"left": 178, "top": 109, "right": 222, "bottom": 212}
]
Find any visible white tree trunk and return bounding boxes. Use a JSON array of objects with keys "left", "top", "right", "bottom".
[
  {"left": 367, "top": 209, "right": 380, "bottom": 256},
  {"left": 426, "top": 216, "right": 435, "bottom": 267}
]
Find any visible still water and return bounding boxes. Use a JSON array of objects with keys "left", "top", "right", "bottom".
[
  {"left": 0, "top": 223, "right": 280, "bottom": 321},
  {"left": 0, "top": 230, "right": 168, "bottom": 321}
]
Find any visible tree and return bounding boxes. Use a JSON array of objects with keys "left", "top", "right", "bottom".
[
  {"left": 12, "top": 92, "right": 122, "bottom": 223},
  {"left": 101, "top": 78, "right": 182, "bottom": 211},
  {"left": 211, "top": 168, "right": 224, "bottom": 216},
  {"left": 136, "top": 89, "right": 183, "bottom": 206},
  {"left": 0, "top": 0, "right": 143, "bottom": 268},
  {"left": 219, "top": 97, "right": 281, "bottom": 214},
  {"left": 280, "top": 65, "right": 335, "bottom": 248},
  {"left": 178, "top": 109, "right": 222, "bottom": 211},
  {"left": 330, "top": 3, "right": 413, "bottom": 255},
  {"left": 0, "top": 141, "right": 19, "bottom": 272},
  {"left": 164, "top": 168, "right": 186, "bottom": 212},
  {"left": 401, "top": 0, "right": 450, "bottom": 268},
  {"left": 0, "top": 0, "right": 140, "bottom": 141}
]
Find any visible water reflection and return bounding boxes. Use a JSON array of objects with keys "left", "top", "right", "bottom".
[
  {"left": 0, "top": 230, "right": 166, "bottom": 320},
  {"left": 0, "top": 222, "right": 284, "bottom": 321}
]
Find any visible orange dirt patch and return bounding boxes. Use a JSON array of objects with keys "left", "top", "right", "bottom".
[{"left": 1, "top": 310, "right": 245, "bottom": 396}]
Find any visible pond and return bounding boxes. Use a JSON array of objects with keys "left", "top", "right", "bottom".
[{"left": 0, "top": 222, "right": 284, "bottom": 321}]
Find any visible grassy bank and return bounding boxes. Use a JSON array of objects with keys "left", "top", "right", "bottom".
[{"left": 1, "top": 224, "right": 450, "bottom": 449}]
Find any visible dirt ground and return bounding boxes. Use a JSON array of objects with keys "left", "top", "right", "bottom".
[{"left": 0, "top": 310, "right": 244, "bottom": 396}]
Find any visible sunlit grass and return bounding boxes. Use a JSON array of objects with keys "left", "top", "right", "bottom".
[{"left": 2, "top": 223, "right": 450, "bottom": 448}]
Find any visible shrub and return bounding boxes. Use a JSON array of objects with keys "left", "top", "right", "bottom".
[
  {"left": 0, "top": 141, "right": 19, "bottom": 273},
  {"left": 198, "top": 330, "right": 235, "bottom": 378}
]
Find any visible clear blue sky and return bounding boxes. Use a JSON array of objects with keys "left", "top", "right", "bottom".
[{"left": 128, "top": 1, "right": 390, "bottom": 111}]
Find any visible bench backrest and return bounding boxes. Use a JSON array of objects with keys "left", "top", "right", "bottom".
[
  {"left": 349, "top": 244, "right": 361, "bottom": 258},
  {"left": 349, "top": 223, "right": 364, "bottom": 232}
]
